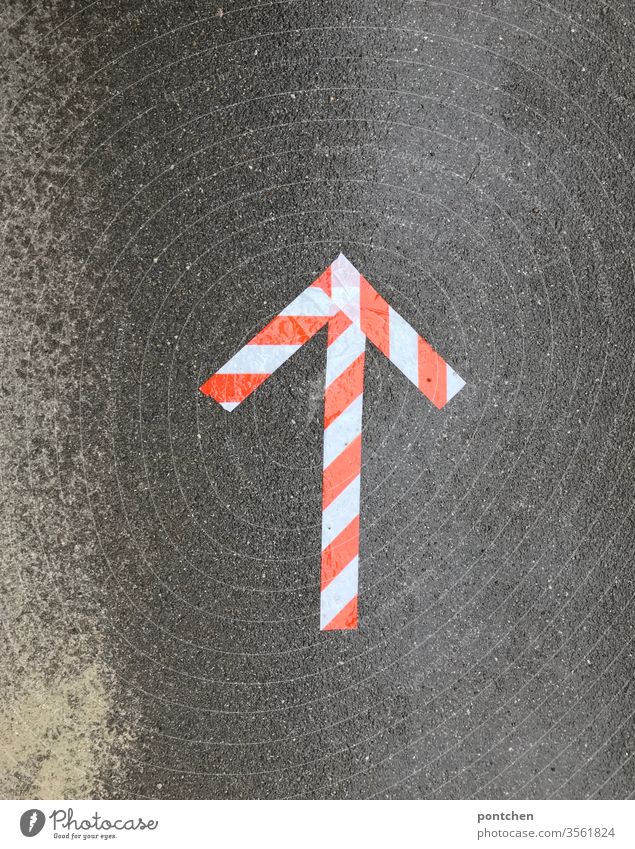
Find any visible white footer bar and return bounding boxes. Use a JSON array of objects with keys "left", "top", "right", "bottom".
[{"left": 0, "top": 799, "right": 633, "bottom": 848}]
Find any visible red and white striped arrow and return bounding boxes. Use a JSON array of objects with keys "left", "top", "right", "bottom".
[{"left": 200, "top": 254, "right": 465, "bottom": 630}]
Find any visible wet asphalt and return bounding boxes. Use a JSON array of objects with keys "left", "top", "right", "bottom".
[{"left": 1, "top": 0, "right": 634, "bottom": 799}]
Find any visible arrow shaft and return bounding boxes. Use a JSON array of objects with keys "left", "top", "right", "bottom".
[{"left": 320, "top": 313, "right": 365, "bottom": 630}]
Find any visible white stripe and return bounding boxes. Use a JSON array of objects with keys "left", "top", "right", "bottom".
[
  {"left": 320, "top": 556, "right": 358, "bottom": 629},
  {"left": 279, "top": 286, "right": 334, "bottom": 317},
  {"left": 323, "top": 394, "right": 363, "bottom": 468},
  {"left": 220, "top": 401, "right": 239, "bottom": 411},
  {"left": 321, "top": 475, "right": 361, "bottom": 550},
  {"left": 217, "top": 344, "right": 299, "bottom": 374},
  {"left": 330, "top": 253, "right": 361, "bottom": 326},
  {"left": 388, "top": 306, "right": 419, "bottom": 386},
  {"left": 446, "top": 365, "right": 465, "bottom": 402},
  {"left": 325, "top": 323, "right": 366, "bottom": 387}
]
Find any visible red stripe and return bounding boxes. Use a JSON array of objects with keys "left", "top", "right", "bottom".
[
  {"left": 327, "top": 309, "right": 352, "bottom": 345},
  {"left": 199, "top": 372, "right": 269, "bottom": 403},
  {"left": 320, "top": 516, "right": 360, "bottom": 589},
  {"left": 360, "top": 275, "right": 390, "bottom": 357},
  {"left": 322, "top": 595, "right": 358, "bottom": 630},
  {"left": 322, "top": 434, "right": 362, "bottom": 509},
  {"left": 417, "top": 337, "right": 447, "bottom": 408},
  {"left": 248, "top": 314, "right": 328, "bottom": 346},
  {"left": 311, "top": 266, "right": 332, "bottom": 297},
  {"left": 323, "top": 353, "right": 365, "bottom": 428}
]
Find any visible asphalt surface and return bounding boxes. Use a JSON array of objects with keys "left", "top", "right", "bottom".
[{"left": 1, "top": 0, "right": 634, "bottom": 800}]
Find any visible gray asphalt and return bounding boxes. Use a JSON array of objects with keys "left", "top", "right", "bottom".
[{"left": 1, "top": 0, "right": 634, "bottom": 800}]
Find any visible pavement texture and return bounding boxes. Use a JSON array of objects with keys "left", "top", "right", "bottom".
[{"left": 1, "top": 0, "right": 634, "bottom": 800}]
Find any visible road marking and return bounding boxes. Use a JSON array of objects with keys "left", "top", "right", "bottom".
[{"left": 200, "top": 254, "right": 466, "bottom": 630}]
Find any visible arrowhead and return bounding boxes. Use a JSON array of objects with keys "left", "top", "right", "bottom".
[{"left": 201, "top": 256, "right": 467, "bottom": 411}]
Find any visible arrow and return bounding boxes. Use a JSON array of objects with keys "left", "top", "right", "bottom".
[{"left": 200, "top": 254, "right": 465, "bottom": 631}]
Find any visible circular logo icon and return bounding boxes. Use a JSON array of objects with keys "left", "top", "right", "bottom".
[{"left": 20, "top": 809, "right": 45, "bottom": 837}]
